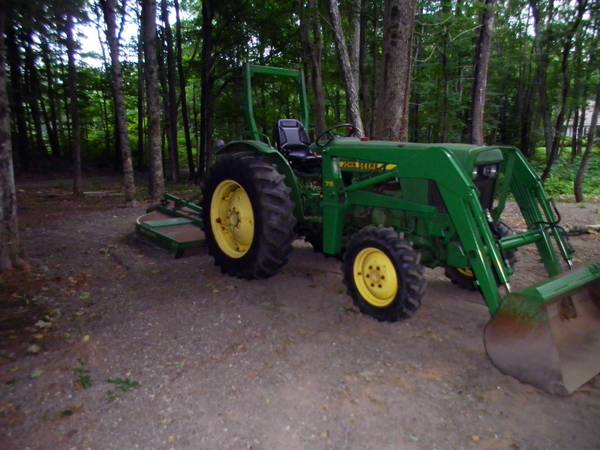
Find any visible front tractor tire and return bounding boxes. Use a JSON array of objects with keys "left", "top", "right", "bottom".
[
  {"left": 203, "top": 153, "right": 296, "bottom": 279},
  {"left": 445, "top": 221, "right": 517, "bottom": 291},
  {"left": 343, "top": 226, "right": 426, "bottom": 322}
]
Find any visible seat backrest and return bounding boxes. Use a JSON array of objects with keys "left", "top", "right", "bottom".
[{"left": 275, "top": 119, "right": 311, "bottom": 151}]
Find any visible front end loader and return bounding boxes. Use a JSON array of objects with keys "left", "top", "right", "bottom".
[{"left": 138, "top": 63, "right": 600, "bottom": 394}]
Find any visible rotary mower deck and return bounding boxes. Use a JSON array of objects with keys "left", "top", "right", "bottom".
[{"left": 135, "top": 194, "right": 204, "bottom": 258}]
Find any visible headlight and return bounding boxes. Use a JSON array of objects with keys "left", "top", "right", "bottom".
[
  {"left": 473, "top": 164, "right": 499, "bottom": 179},
  {"left": 481, "top": 165, "right": 498, "bottom": 178}
]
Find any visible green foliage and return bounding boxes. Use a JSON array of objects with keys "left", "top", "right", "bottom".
[
  {"left": 106, "top": 377, "right": 141, "bottom": 401},
  {"left": 73, "top": 359, "right": 92, "bottom": 389},
  {"left": 107, "top": 377, "right": 141, "bottom": 392},
  {"left": 531, "top": 146, "right": 600, "bottom": 200},
  {"left": 5, "top": 0, "right": 599, "bottom": 201}
]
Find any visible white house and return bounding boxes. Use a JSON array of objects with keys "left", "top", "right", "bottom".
[{"left": 565, "top": 100, "right": 597, "bottom": 138}]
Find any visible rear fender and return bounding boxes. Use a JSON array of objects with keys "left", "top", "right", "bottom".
[{"left": 216, "top": 141, "right": 304, "bottom": 219}]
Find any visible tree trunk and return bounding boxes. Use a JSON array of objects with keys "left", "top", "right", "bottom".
[
  {"left": 328, "top": 0, "right": 364, "bottom": 135},
  {"left": 23, "top": 30, "right": 48, "bottom": 158},
  {"left": 95, "top": 27, "right": 120, "bottom": 172},
  {"left": 439, "top": 0, "right": 451, "bottom": 142},
  {"left": 541, "top": 0, "right": 587, "bottom": 180},
  {"left": 348, "top": 0, "right": 361, "bottom": 105},
  {"left": 570, "top": 27, "right": 584, "bottom": 161},
  {"left": 157, "top": 28, "right": 172, "bottom": 166},
  {"left": 529, "top": 0, "right": 554, "bottom": 161},
  {"left": 373, "top": 0, "right": 416, "bottom": 141},
  {"left": 574, "top": 79, "right": 599, "bottom": 202},
  {"left": 100, "top": 89, "right": 111, "bottom": 158},
  {"left": 40, "top": 38, "right": 61, "bottom": 158},
  {"left": 174, "top": 0, "right": 195, "bottom": 180},
  {"left": 519, "top": 39, "right": 535, "bottom": 157},
  {"left": 575, "top": 101, "right": 587, "bottom": 156},
  {"left": 5, "top": 13, "right": 30, "bottom": 170},
  {"left": 66, "top": 12, "right": 82, "bottom": 195},
  {"left": 358, "top": 0, "right": 370, "bottom": 133},
  {"left": 410, "top": 2, "right": 423, "bottom": 142},
  {"left": 101, "top": 0, "right": 137, "bottom": 205},
  {"left": 369, "top": 0, "right": 380, "bottom": 137},
  {"left": 160, "top": 0, "right": 179, "bottom": 183},
  {"left": 137, "top": 20, "right": 145, "bottom": 169},
  {"left": 142, "top": 0, "right": 165, "bottom": 202},
  {"left": 470, "top": 0, "right": 497, "bottom": 145},
  {"left": 199, "top": 0, "right": 215, "bottom": 179},
  {"left": 0, "top": 8, "right": 22, "bottom": 272},
  {"left": 61, "top": 57, "right": 72, "bottom": 152},
  {"left": 299, "top": 0, "right": 326, "bottom": 137},
  {"left": 192, "top": 83, "right": 200, "bottom": 161},
  {"left": 570, "top": 108, "right": 579, "bottom": 158}
]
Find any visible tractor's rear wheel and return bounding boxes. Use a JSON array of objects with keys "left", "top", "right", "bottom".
[
  {"left": 343, "top": 226, "right": 426, "bottom": 322},
  {"left": 445, "top": 221, "right": 517, "bottom": 290},
  {"left": 203, "top": 153, "right": 296, "bottom": 279}
]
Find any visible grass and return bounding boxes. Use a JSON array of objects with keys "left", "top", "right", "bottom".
[
  {"left": 73, "top": 359, "right": 92, "bottom": 389},
  {"left": 106, "top": 377, "right": 141, "bottom": 402},
  {"left": 530, "top": 145, "right": 600, "bottom": 201},
  {"left": 107, "top": 377, "right": 141, "bottom": 392}
]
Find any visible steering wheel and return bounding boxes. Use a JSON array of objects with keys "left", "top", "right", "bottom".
[{"left": 315, "top": 123, "right": 361, "bottom": 148}]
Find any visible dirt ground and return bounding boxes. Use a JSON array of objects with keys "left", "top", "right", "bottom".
[{"left": 1, "top": 178, "right": 599, "bottom": 450}]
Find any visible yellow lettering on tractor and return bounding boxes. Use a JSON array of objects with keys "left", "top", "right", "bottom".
[{"left": 339, "top": 161, "right": 397, "bottom": 172}]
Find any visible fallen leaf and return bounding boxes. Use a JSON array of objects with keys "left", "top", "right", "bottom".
[
  {"left": 26, "top": 344, "right": 41, "bottom": 355},
  {"left": 0, "top": 403, "right": 16, "bottom": 414},
  {"left": 34, "top": 320, "right": 51, "bottom": 329}
]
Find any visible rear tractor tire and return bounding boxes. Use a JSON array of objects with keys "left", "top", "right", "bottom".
[
  {"left": 203, "top": 153, "right": 296, "bottom": 279},
  {"left": 445, "top": 221, "right": 517, "bottom": 290},
  {"left": 343, "top": 226, "right": 426, "bottom": 322}
]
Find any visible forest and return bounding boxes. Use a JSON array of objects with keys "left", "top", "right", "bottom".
[{"left": 0, "top": 0, "right": 599, "bottom": 270}]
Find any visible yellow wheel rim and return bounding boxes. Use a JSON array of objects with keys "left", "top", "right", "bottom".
[
  {"left": 457, "top": 267, "right": 474, "bottom": 278},
  {"left": 210, "top": 180, "right": 255, "bottom": 258},
  {"left": 353, "top": 247, "right": 399, "bottom": 308}
]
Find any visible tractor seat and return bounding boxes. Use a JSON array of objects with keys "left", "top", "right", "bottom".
[{"left": 274, "top": 119, "right": 321, "bottom": 175}]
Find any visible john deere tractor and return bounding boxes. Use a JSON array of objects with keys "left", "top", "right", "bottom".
[{"left": 138, "top": 64, "right": 600, "bottom": 395}]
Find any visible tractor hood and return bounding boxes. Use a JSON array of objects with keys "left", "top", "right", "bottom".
[{"left": 321, "top": 140, "right": 505, "bottom": 176}]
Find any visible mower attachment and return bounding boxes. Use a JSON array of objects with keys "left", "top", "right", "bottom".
[
  {"left": 484, "top": 262, "right": 600, "bottom": 395},
  {"left": 135, "top": 194, "right": 204, "bottom": 258}
]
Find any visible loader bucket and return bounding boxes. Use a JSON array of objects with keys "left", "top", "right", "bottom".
[{"left": 484, "top": 263, "right": 600, "bottom": 395}]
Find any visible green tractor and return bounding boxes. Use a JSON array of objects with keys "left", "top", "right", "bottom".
[{"left": 139, "top": 64, "right": 600, "bottom": 395}]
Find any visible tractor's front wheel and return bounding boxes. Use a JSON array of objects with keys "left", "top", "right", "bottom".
[
  {"left": 343, "top": 226, "right": 426, "bottom": 322},
  {"left": 203, "top": 153, "right": 296, "bottom": 279},
  {"left": 445, "top": 221, "right": 517, "bottom": 290}
]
